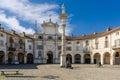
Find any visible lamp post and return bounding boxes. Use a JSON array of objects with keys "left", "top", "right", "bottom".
[{"left": 59, "top": 4, "right": 68, "bottom": 67}]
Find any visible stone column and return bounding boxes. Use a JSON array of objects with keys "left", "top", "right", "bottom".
[
  {"left": 5, "top": 51, "right": 8, "bottom": 64},
  {"left": 91, "top": 54, "right": 94, "bottom": 64},
  {"left": 110, "top": 53, "right": 114, "bottom": 65},
  {"left": 24, "top": 55, "right": 27, "bottom": 64},
  {"left": 101, "top": 54, "right": 104, "bottom": 64},
  {"left": 81, "top": 54, "right": 84, "bottom": 64},
  {"left": 72, "top": 55, "right": 74, "bottom": 63},
  {"left": 59, "top": 4, "right": 68, "bottom": 67}
]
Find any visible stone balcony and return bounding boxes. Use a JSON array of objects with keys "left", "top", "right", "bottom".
[{"left": 112, "top": 45, "right": 120, "bottom": 50}]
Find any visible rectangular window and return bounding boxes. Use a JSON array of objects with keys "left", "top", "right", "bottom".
[
  {"left": 0, "top": 40, "right": 4, "bottom": 46},
  {"left": 29, "top": 45, "right": 32, "bottom": 50},
  {"left": 37, "top": 45, "right": 43, "bottom": 49},
  {"left": 105, "top": 41, "right": 108, "bottom": 48},
  {"left": 95, "top": 43, "right": 98, "bottom": 49},
  {"left": 0, "top": 33, "right": 4, "bottom": 37},
  {"left": 76, "top": 46, "right": 80, "bottom": 51},
  {"left": 66, "top": 47, "right": 72, "bottom": 51},
  {"left": 115, "top": 39, "right": 120, "bottom": 46},
  {"left": 58, "top": 46, "right": 61, "bottom": 50}
]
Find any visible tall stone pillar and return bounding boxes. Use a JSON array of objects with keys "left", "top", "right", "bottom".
[
  {"left": 59, "top": 4, "right": 68, "bottom": 67},
  {"left": 101, "top": 54, "right": 104, "bottom": 64}
]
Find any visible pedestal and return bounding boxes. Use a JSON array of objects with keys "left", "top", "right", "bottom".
[{"left": 60, "top": 54, "right": 66, "bottom": 67}]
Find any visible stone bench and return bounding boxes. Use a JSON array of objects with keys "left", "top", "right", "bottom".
[{"left": 0, "top": 69, "right": 19, "bottom": 75}]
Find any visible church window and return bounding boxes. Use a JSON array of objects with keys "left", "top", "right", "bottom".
[
  {"left": 38, "top": 36, "right": 43, "bottom": 39},
  {"left": 29, "top": 45, "right": 32, "bottom": 50},
  {"left": 58, "top": 46, "right": 61, "bottom": 50},
  {"left": 85, "top": 40, "right": 89, "bottom": 46},
  {"left": 37, "top": 45, "right": 43, "bottom": 49},
  {"left": 66, "top": 46, "right": 72, "bottom": 51},
  {"left": 38, "top": 51, "right": 42, "bottom": 57}
]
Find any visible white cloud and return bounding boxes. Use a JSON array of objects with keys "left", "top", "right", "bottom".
[
  {"left": 0, "top": 0, "right": 72, "bottom": 35},
  {"left": 0, "top": 11, "right": 34, "bottom": 34}
]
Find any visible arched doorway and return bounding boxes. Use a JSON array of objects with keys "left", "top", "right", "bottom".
[
  {"left": 27, "top": 53, "right": 33, "bottom": 64},
  {"left": 0, "top": 51, "right": 5, "bottom": 64},
  {"left": 104, "top": 52, "right": 110, "bottom": 64},
  {"left": 114, "top": 52, "right": 120, "bottom": 65},
  {"left": 8, "top": 52, "right": 14, "bottom": 64},
  {"left": 94, "top": 53, "right": 100, "bottom": 64},
  {"left": 66, "top": 54, "right": 72, "bottom": 63},
  {"left": 84, "top": 54, "right": 91, "bottom": 64},
  {"left": 47, "top": 51, "right": 53, "bottom": 64},
  {"left": 18, "top": 53, "right": 24, "bottom": 64},
  {"left": 74, "top": 54, "right": 81, "bottom": 63}
]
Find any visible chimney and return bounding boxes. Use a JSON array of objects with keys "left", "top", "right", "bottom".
[
  {"left": 11, "top": 29, "right": 16, "bottom": 34},
  {"left": 94, "top": 32, "right": 97, "bottom": 35},
  {"left": 23, "top": 32, "right": 25, "bottom": 36},
  {"left": 106, "top": 27, "right": 111, "bottom": 31}
]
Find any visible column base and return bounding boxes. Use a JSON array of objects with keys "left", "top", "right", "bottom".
[{"left": 60, "top": 54, "right": 66, "bottom": 68}]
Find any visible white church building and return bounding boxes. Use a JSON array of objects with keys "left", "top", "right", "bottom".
[{"left": 0, "top": 5, "right": 120, "bottom": 65}]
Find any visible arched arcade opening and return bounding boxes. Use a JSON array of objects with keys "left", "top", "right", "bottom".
[
  {"left": 84, "top": 54, "right": 91, "bottom": 64},
  {"left": 74, "top": 54, "right": 81, "bottom": 63},
  {"left": 47, "top": 51, "right": 53, "bottom": 64},
  {"left": 66, "top": 54, "right": 72, "bottom": 63},
  {"left": 94, "top": 53, "right": 100, "bottom": 64},
  {"left": 0, "top": 51, "right": 5, "bottom": 64},
  {"left": 27, "top": 53, "right": 33, "bottom": 64},
  {"left": 104, "top": 52, "right": 110, "bottom": 64},
  {"left": 18, "top": 53, "right": 24, "bottom": 64}
]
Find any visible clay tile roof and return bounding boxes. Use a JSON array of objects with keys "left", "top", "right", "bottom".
[{"left": 66, "top": 26, "right": 120, "bottom": 40}]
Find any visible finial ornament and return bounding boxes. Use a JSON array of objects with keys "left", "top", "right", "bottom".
[
  {"left": 62, "top": 3, "right": 65, "bottom": 14},
  {"left": 49, "top": 14, "right": 52, "bottom": 22}
]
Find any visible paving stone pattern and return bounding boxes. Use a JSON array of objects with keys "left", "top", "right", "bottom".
[{"left": 0, "top": 64, "right": 120, "bottom": 80}]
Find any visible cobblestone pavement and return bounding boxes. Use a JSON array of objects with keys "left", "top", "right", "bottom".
[{"left": 0, "top": 64, "right": 120, "bottom": 80}]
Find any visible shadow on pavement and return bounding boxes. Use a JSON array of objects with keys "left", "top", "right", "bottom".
[
  {"left": 0, "top": 64, "right": 40, "bottom": 69},
  {"left": 5, "top": 75, "right": 38, "bottom": 78},
  {"left": 41, "top": 75, "right": 59, "bottom": 79}
]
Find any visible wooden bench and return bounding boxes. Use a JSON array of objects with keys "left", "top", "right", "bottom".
[{"left": 0, "top": 69, "right": 19, "bottom": 75}]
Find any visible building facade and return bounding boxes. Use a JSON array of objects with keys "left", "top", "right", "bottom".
[{"left": 0, "top": 6, "right": 120, "bottom": 65}]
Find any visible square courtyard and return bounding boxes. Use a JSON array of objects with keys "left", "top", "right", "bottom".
[{"left": 0, "top": 64, "right": 120, "bottom": 80}]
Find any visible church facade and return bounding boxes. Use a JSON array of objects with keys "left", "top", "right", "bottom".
[{"left": 0, "top": 5, "right": 120, "bottom": 65}]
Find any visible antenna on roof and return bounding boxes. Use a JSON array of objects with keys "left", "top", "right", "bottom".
[{"left": 35, "top": 20, "right": 38, "bottom": 34}]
